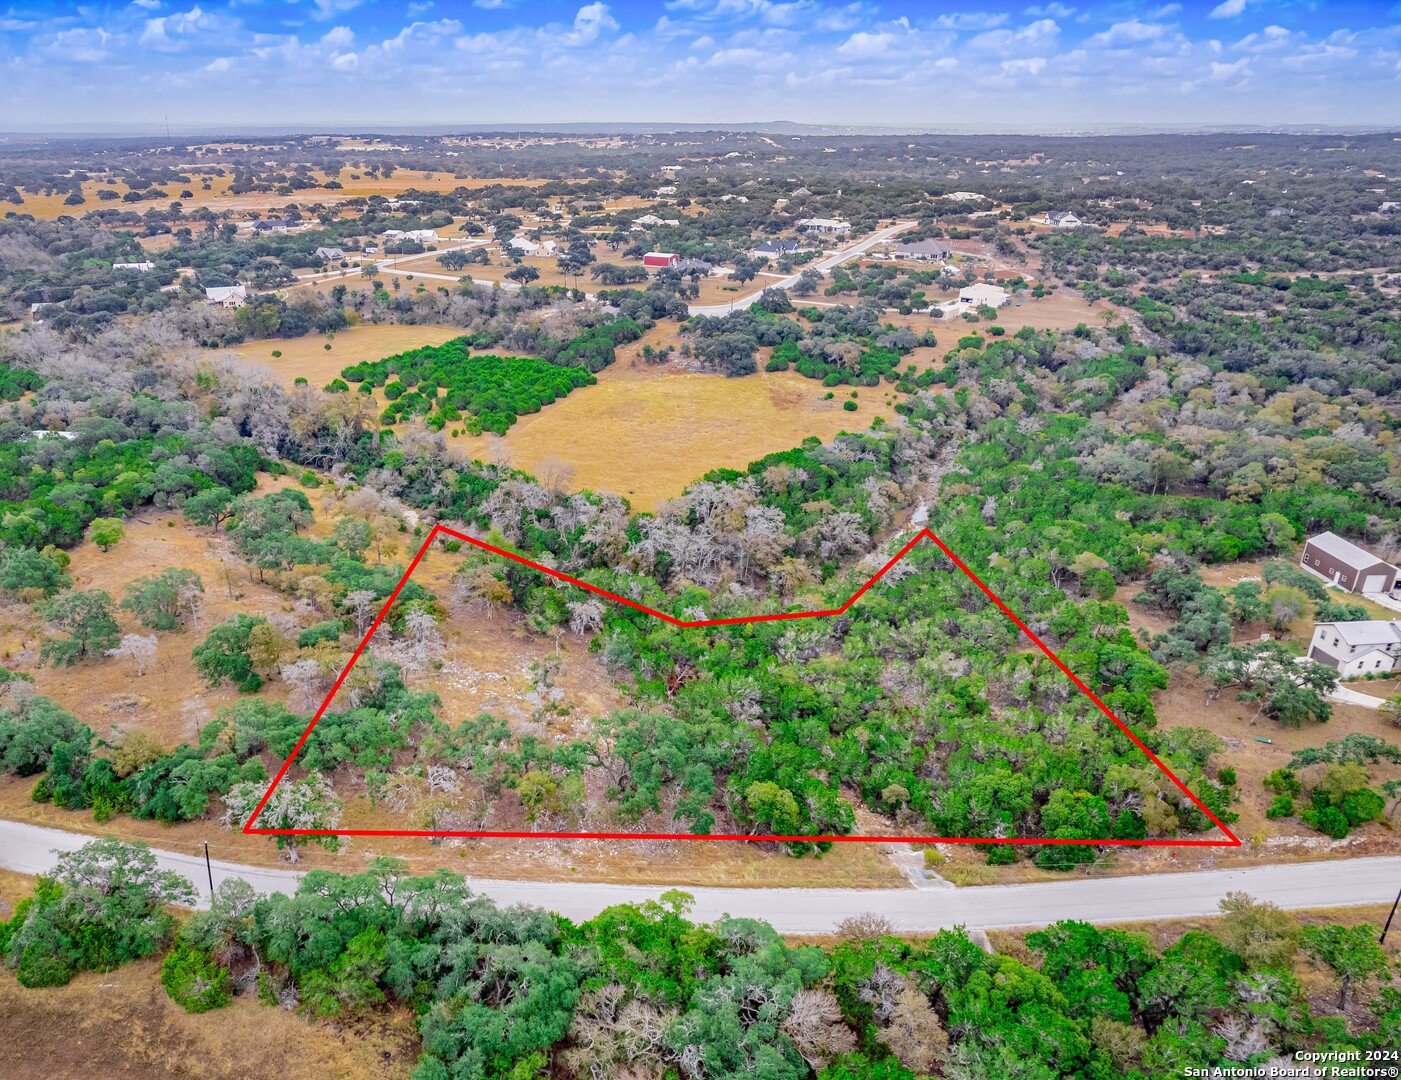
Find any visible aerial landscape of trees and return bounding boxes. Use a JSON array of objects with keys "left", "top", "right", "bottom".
[
  {"left": 0, "top": 128, "right": 1398, "bottom": 1074},
  {"left": 0, "top": 838, "right": 1395, "bottom": 1079}
]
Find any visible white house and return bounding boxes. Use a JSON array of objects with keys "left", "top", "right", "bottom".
[
  {"left": 892, "top": 239, "right": 952, "bottom": 261},
  {"left": 958, "top": 283, "right": 1009, "bottom": 308},
  {"left": 383, "top": 229, "right": 438, "bottom": 244},
  {"left": 204, "top": 284, "right": 248, "bottom": 309},
  {"left": 630, "top": 214, "right": 679, "bottom": 230},
  {"left": 314, "top": 247, "right": 347, "bottom": 262},
  {"left": 112, "top": 261, "right": 155, "bottom": 272},
  {"left": 750, "top": 238, "right": 799, "bottom": 259},
  {"left": 655, "top": 186, "right": 677, "bottom": 197},
  {"left": 1308, "top": 620, "right": 1401, "bottom": 678},
  {"left": 1041, "top": 211, "right": 1083, "bottom": 229},
  {"left": 797, "top": 217, "right": 851, "bottom": 235},
  {"left": 507, "top": 237, "right": 540, "bottom": 255},
  {"left": 944, "top": 191, "right": 986, "bottom": 202}
]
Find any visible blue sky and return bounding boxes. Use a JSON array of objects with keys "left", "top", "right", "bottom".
[{"left": 2, "top": 1, "right": 1398, "bottom": 129}]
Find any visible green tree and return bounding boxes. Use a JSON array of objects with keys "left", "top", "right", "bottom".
[
  {"left": 2, "top": 839, "right": 194, "bottom": 987},
  {"left": 331, "top": 516, "right": 372, "bottom": 559},
  {"left": 0, "top": 694, "right": 87, "bottom": 776},
  {"left": 0, "top": 548, "right": 71, "bottom": 598},
  {"left": 39, "top": 589, "right": 121, "bottom": 666},
  {"left": 121, "top": 568, "right": 204, "bottom": 631},
  {"left": 182, "top": 487, "right": 236, "bottom": 532},
  {"left": 1263, "top": 584, "right": 1310, "bottom": 633},
  {"left": 87, "top": 516, "right": 125, "bottom": 552},
  {"left": 192, "top": 615, "right": 267, "bottom": 692},
  {"left": 1215, "top": 892, "right": 1299, "bottom": 970},
  {"left": 1301, "top": 923, "right": 1389, "bottom": 1011},
  {"left": 161, "top": 939, "right": 233, "bottom": 1013}
]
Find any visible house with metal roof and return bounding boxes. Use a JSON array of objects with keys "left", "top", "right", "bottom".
[
  {"left": 1307, "top": 620, "right": 1401, "bottom": 677},
  {"left": 1300, "top": 532, "right": 1399, "bottom": 594}
]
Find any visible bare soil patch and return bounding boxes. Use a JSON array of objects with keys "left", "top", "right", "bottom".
[{"left": 0, "top": 957, "right": 418, "bottom": 1080}]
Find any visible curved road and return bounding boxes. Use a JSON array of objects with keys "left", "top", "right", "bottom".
[{"left": 3, "top": 821, "right": 1396, "bottom": 934}]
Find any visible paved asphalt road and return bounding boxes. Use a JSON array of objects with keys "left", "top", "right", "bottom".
[
  {"left": 687, "top": 221, "right": 916, "bottom": 317},
  {"left": 3, "top": 821, "right": 1397, "bottom": 934}
]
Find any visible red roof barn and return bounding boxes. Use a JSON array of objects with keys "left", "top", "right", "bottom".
[{"left": 643, "top": 251, "right": 679, "bottom": 270}]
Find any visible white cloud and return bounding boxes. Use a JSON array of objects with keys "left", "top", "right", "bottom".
[
  {"left": 1087, "top": 19, "right": 1169, "bottom": 47},
  {"left": 381, "top": 18, "right": 462, "bottom": 51},
  {"left": 311, "top": 0, "right": 367, "bottom": 21},
  {"left": 1001, "top": 56, "right": 1046, "bottom": 76},
  {"left": 1208, "top": 0, "right": 1261, "bottom": 19},
  {"left": 141, "top": 6, "right": 224, "bottom": 50},
  {"left": 836, "top": 30, "right": 893, "bottom": 57},
  {"left": 1024, "top": 3, "right": 1073, "bottom": 16},
  {"left": 1209, "top": 57, "right": 1250, "bottom": 80},
  {"left": 932, "top": 11, "right": 1008, "bottom": 31},
  {"left": 813, "top": 3, "right": 873, "bottom": 34},
  {"left": 130, "top": 0, "right": 162, "bottom": 10},
  {"left": 554, "top": 3, "right": 618, "bottom": 47},
  {"left": 330, "top": 50, "right": 357, "bottom": 69},
  {"left": 204, "top": 56, "right": 231, "bottom": 72},
  {"left": 45, "top": 26, "right": 111, "bottom": 62},
  {"left": 707, "top": 45, "right": 778, "bottom": 65},
  {"left": 406, "top": 1, "right": 434, "bottom": 14},
  {"left": 969, "top": 19, "right": 1059, "bottom": 53},
  {"left": 320, "top": 25, "right": 353, "bottom": 47}
]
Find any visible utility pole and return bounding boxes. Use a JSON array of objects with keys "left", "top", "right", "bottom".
[
  {"left": 1381, "top": 880, "right": 1401, "bottom": 945},
  {"left": 203, "top": 840, "right": 215, "bottom": 901}
]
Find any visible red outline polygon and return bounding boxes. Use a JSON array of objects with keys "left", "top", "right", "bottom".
[{"left": 243, "top": 526, "right": 1241, "bottom": 848}]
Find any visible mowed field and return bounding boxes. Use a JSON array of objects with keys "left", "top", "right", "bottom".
[
  {"left": 448, "top": 357, "right": 876, "bottom": 511},
  {"left": 223, "top": 323, "right": 465, "bottom": 388}
]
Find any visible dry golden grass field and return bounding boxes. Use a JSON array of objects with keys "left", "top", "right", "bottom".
[
  {"left": 229, "top": 323, "right": 884, "bottom": 512},
  {"left": 13, "top": 167, "right": 552, "bottom": 221},
  {"left": 223, "top": 323, "right": 464, "bottom": 389},
  {"left": 448, "top": 355, "right": 876, "bottom": 511}
]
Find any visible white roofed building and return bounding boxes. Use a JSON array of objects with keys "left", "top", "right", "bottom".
[
  {"left": 958, "top": 283, "right": 1009, "bottom": 308},
  {"left": 204, "top": 284, "right": 248, "bottom": 308},
  {"left": 1308, "top": 620, "right": 1401, "bottom": 678},
  {"left": 797, "top": 217, "right": 851, "bottom": 235},
  {"left": 1301, "top": 532, "right": 1400, "bottom": 594}
]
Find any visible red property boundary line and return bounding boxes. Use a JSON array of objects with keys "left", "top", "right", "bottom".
[{"left": 243, "top": 525, "right": 1241, "bottom": 848}]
